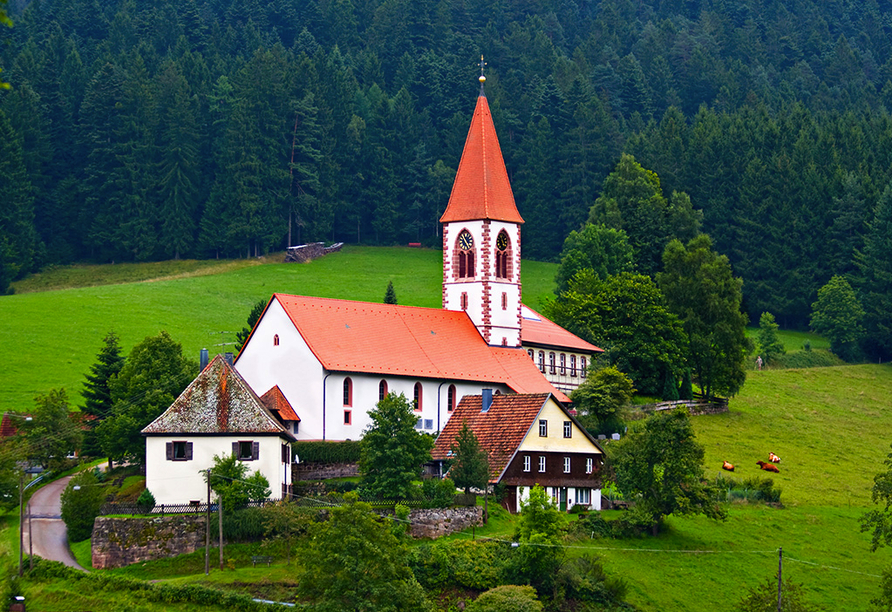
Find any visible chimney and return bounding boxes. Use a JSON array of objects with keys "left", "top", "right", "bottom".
[
  {"left": 224, "top": 352, "right": 234, "bottom": 366},
  {"left": 200, "top": 348, "right": 209, "bottom": 371},
  {"left": 481, "top": 388, "right": 493, "bottom": 413}
]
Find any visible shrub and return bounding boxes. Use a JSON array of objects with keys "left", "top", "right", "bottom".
[
  {"left": 467, "top": 585, "right": 543, "bottom": 612},
  {"left": 775, "top": 349, "right": 844, "bottom": 369},
  {"left": 421, "top": 477, "right": 456, "bottom": 508},
  {"left": 223, "top": 507, "right": 267, "bottom": 541},
  {"left": 136, "top": 488, "right": 155, "bottom": 509},
  {"left": 556, "top": 554, "right": 628, "bottom": 605},
  {"left": 409, "top": 540, "right": 505, "bottom": 591},
  {"left": 571, "top": 512, "right": 613, "bottom": 539},
  {"left": 293, "top": 440, "right": 361, "bottom": 464},
  {"left": 61, "top": 471, "right": 106, "bottom": 542}
]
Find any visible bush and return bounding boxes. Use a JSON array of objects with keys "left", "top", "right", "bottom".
[
  {"left": 421, "top": 477, "right": 456, "bottom": 508},
  {"left": 467, "top": 585, "right": 542, "bottom": 612},
  {"left": 136, "top": 488, "right": 155, "bottom": 509},
  {"left": 774, "top": 349, "right": 844, "bottom": 369},
  {"left": 556, "top": 555, "right": 628, "bottom": 605},
  {"left": 223, "top": 507, "right": 267, "bottom": 542},
  {"left": 715, "top": 475, "right": 782, "bottom": 505},
  {"left": 60, "top": 471, "right": 106, "bottom": 542},
  {"left": 409, "top": 540, "right": 506, "bottom": 591},
  {"left": 571, "top": 512, "right": 614, "bottom": 539},
  {"left": 293, "top": 440, "right": 361, "bottom": 464}
]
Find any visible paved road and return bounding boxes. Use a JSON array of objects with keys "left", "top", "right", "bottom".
[{"left": 25, "top": 475, "right": 86, "bottom": 571}]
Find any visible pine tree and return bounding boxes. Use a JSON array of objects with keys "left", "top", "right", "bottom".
[
  {"left": 81, "top": 331, "right": 125, "bottom": 456},
  {"left": 856, "top": 185, "right": 892, "bottom": 360},
  {"left": 384, "top": 281, "right": 397, "bottom": 304},
  {"left": 449, "top": 421, "right": 489, "bottom": 494},
  {"left": 0, "top": 109, "right": 39, "bottom": 285}
]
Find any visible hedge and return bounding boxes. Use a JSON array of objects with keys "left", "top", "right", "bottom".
[{"left": 292, "top": 440, "right": 360, "bottom": 464}]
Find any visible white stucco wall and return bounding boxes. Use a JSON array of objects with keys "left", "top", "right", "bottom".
[
  {"left": 516, "top": 484, "right": 602, "bottom": 512},
  {"left": 145, "top": 435, "right": 290, "bottom": 506}
]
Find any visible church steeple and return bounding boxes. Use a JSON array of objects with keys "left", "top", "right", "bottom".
[{"left": 442, "top": 61, "right": 523, "bottom": 348}]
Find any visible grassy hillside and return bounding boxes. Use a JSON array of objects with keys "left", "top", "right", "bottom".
[{"left": 0, "top": 247, "right": 559, "bottom": 413}]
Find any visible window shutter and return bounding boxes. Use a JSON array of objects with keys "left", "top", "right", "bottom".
[
  {"left": 185, "top": 442, "right": 193, "bottom": 461},
  {"left": 166, "top": 442, "right": 174, "bottom": 461},
  {"left": 252, "top": 441, "right": 260, "bottom": 461},
  {"left": 232, "top": 441, "right": 239, "bottom": 457}
]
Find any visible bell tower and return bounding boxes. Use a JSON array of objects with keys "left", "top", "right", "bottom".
[{"left": 441, "top": 58, "right": 524, "bottom": 347}]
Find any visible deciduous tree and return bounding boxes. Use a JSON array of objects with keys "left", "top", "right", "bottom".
[
  {"left": 21, "top": 389, "right": 82, "bottom": 470},
  {"left": 570, "top": 365, "right": 634, "bottom": 435},
  {"left": 810, "top": 276, "right": 864, "bottom": 362},
  {"left": 206, "top": 452, "right": 271, "bottom": 512},
  {"left": 359, "top": 393, "right": 434, "bottom": 499},
  {"left": 757, "top": 312, "right": 785, "bottom": 365},
  {"left": 610, "top": 409, "right": 726, "bottom": 534},
  {"left": 554, "top": 223, "right": 635, "bottom": 292}
]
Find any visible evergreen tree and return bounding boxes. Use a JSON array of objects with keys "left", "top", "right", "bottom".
[
  {"left": 81, "top": 331, "right": 125, "bottom": 456},
  {"left": 449, "top": 421, "right": 489, "bottom": 495},
  {"left": 0, "top": 109, "right": 39, "bottom": 285},
  {"left": 857, "top": 185, "right": 892, "bottom": 361},
  {"left": 757, "top": 312, "right": 786, "bottom": 365},
  {"left": 235, "top": 299, "right": 268, "bottom": 353},
  {"left": 384, "top": 280, "right": 397, "bottom": 304}
]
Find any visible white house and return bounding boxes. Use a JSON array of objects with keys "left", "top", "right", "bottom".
[
  {"left": 431, "top": 391, "right": 605, "bottom": 513},
  {"left": 142, "top": 355, "right": 295, "bottom": 505}
]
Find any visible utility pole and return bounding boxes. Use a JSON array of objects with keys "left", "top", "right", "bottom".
[
  {"left": 777, "top": 547, "right": 783, "bottom": 612},
  {"left": 205, "top": 469, "right": 211, "bottom": 576},
  {"left": 18, "top": 470, "right": 24, "bottom": 577},
  {"left": 218, "top": 493, "right": 224, "bottom": 570}
]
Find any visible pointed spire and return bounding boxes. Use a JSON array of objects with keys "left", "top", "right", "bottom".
[{"left": 440, "top": 62, "right": 524, "bottom": 225}]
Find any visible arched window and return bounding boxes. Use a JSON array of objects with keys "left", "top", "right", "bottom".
[
  {"left": 273, "top": 334, "right": 279, "bottom": 346},
  {"left": 378, "top": 380, "right": 388, "bottom": 402},
  {"left": 559, "top": 354, "right": 566, "bottom": 375},
  {"left": 447, "top": 385, "right": 456, "bottom": 412},
  {"left": 528, "top": 349, "right": 534, "bottom": 360},
  {"left": 455, "top": 230, "right": 476, "bottom": 279},
  {"left": 570, "top": 355, "right": 577, "bottom": 377},
  {"left": 414, "top": 382, "right": 423, "bottom": 411},
  {"left": 343, "top": 378, "right": 352, "bottom": 406},
  {"left": 538, "top": 351, "right": 545, "bottom": 372},
  {"left": 495, "top": 230, "right": 511, "bottom": 279},
  {"left": 549, "top": 352, "right": 556, "bottom": 375},
  {"left": 580, "top": 357, "right": 587, "bottom": 377}
]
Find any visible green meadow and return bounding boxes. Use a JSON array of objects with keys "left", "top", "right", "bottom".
[{"left": 1, "top": 246, "right": 559, "bottom": 414}]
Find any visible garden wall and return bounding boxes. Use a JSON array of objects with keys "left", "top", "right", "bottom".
[
  {"left": 92, "top": 515, "right": 212, "bottom": 569},
  {"left": 407, "top": 507, "right": 483, "bottom": 539}
]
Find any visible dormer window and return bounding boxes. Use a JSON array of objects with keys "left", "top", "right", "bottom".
[
  {"left": 456, "top": 230, "right": 476, "bottom": 279},
  {"left": 495, "top": 231, "right": 511, "bottom": 279}
]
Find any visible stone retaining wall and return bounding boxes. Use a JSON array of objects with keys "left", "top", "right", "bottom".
[
  {"left": 407, "top": 506, "right": 484, "bottom": 539},
  {"left": 92, "top": 515, "right": 212, "bottom": 569},
  {"left": 293, "top": 462, "right": 359, "bottom": 481},
  {"left": 284, "top": 242, "right": 344, "bottom": 263}
]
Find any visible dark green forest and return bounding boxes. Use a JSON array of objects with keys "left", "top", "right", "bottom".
[{"left": 2, "top": 0, "right": 892, "bottom": 333}]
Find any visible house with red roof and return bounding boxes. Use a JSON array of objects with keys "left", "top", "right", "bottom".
[
  {"left": 431, "top": 392, "right": 605, "bottom": 513},
  {"left": 234, "top": 67, "right": 601, "bottom": 442}
]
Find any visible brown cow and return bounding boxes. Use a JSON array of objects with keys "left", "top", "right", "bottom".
[
  {"left": 722, "top": 461, "right": 735, "bottom": 472},
  {"left": 757, "top": 460, "right": 780, "bottom": 473}
]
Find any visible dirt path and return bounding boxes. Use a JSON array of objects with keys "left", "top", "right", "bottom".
[{"left": 25, "top": 475, "right": 86, "bottom": 571}]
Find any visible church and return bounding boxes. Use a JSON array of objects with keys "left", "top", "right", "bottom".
[{"left": 233, "top": 69, "right": 601, "bottom": 441}]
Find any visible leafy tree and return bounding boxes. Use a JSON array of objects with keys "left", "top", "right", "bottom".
[
  {"left": 735, "top": 576, "right": 816, "bottom": 612},
  {"left": 20, "top": 389, "right": 82, "bottom": 470},
  {"left": 810, "top": 276, "right": 864, "bottom": 362},
  {"left": 861, "top": 443, "right": 892, "bottom": 552},
  {"left": 295, "top": 494, "right": 433, "bottom": 612},
  {"left": 235, "top": 299, "right": 268, "bottom": 353},
  {"left": 449, "top": 421, "right": 489, "bottom": 495},
  {"left": 518, "top": 484, "right": 563, "bottom": 541},
  {"left": 570, "top": 365, "right": 634, "bottom": 434},
  {"left": 757, "top": 312, "right": 785, "bottom": 365},
  {"left": 262, "top": 501, "right": 311, "bottom": 563},
  {"left": 384, "top": 280, "right": 397, "bottom": 304},
  {"left": 0, "top": 438, "right": 19, "bottom": 513},
  {"left": 80, "top": 331, "right": 125, "bottom": 456},
  {"left": 467, "top": 585, "right": 543, "bottom": 612},
  {"left": 554, "top": 223, "right": 635, "bottom": 292},
  {"left": 658, "top": 235, "right": 750, "bottom": 399},
  {"left": 206, "top": 452, "right": 271, "bottom": 512},
  {"left": 97, "top": 331, "right": 196, "bottom": 465},
  {"left": 610, "top": 409, "right": 726, "bottom": 534},
  {"left": 546, "top": 271, "right": 687, "bottom": 396},
  {"left": 359, "top": 393, "right": 433, "bottom": 499},
  {"left": 60, "top": 470, "right": 105, "bottom": 542},
  {"left": 508, "top": 490, "right": 566, "bottom": 599}
]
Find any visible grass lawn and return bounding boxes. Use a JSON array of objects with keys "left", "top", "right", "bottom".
[{"left": 0, "top": 246, "right": 559, "bottom": 413}]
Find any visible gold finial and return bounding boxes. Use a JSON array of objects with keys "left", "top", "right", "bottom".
[{"left": 479, "top": 55, "right": 486, "bottom": 94}]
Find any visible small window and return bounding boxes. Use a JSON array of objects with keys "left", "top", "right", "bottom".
[
  {"left": 564, "top": 457, "right": 571, "bottom": 473},
  {"left": 580, "top": 358, "right": 587, "bottom": 377},
  {"left": 539, "top": 419, "right": 547, "bottom": 437},
  {"left": 167, "top": 441, "right": 192, "bottom": 461},
  {"left": 424, "top": 419, "right": 433, "bottom": 430},
  {"left": 344, "top": 410, "right": 352, "bottom": 425},
  {"left": 414, "top": 382, "right": 423, "bottom": 411},
  {"left": 570, "top": 355, "right": 577, "bottom": 377},
  {"left": 549, "top": 352, "right": 556, "bottom": 374},
  {"left": 236, "top": 440, "right": 257, "bottom": 461},
  {"left": 501, "top": 292, "right": 507, "bottom": 310},
  {"left": 523, "top": 455, "right": 531, "bottom": 472},
  {"left": 577, "top": 487, "right": 590, "bottom": 504},
  {"left": 378, "top": 380, "right": 388, "bottom": 402},
  {"left": 294, "top": 421, "right": 299, "bottom": 434},
  {"left": 563, "top": 421, "right": 572, "bottom": 438},
  {"left": 447, "top": 384, "right": 456, "bottom": 412},
  {"left": 461, "top": 292, "right": 468, "bottom": 310},
  {"left": 273, "top": 334, "right": 279, "bottom": 346},
  {"left": 281, "top": 444, "right": 290, "bottom": 464},
  {"left": 343, "top": 377, "right": 353, "bottom": 406},
  {"left": 527, "top": 349, "right": 534, "bottom": 360},
  {"left": 586, "top": 457, "right": 593, "bottom": 474},
  {"left": 559, "top": 354, "right": 566, "bottom": 375},
  {"left": 414, "top": 418, "right": 422, "bottom": 429},
  {"left": 538, "top": 351, "right": 545, "bottom": 372},
  {"left": 538, "top": 456, "right": 546, "bottom": 472}
]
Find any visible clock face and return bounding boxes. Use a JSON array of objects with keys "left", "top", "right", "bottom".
[
  {"left": 459, "top": 231, "right": 473, "bottom": 250},
  {"left": 496, "top": 232, "right": 508, "bottom": 251}
]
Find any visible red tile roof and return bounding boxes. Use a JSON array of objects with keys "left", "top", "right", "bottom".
[
  {"left": 143, "top": 355, "right": 292, "bottom": 437},
  {"left": 268, "top": 294, "right": 566, "bottom": 399},
  {"left": 261, "top": 386, "right": 300, "bottom": 422},
  {"left": 431, "top": 393, "right": 551, "bottom": 482},
  {"left": 521, "top": 305, "right": 603, "bottom": 353},
  {"left": 0, "top": 413, "right": 29, "bottom": 438},
  {"left": 440, "top": 93, "right": 524, "bottom": 224}
]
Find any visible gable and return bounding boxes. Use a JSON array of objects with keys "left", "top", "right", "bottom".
[{"left": 517, "top": 398, "right": 603, "bottom": 454}]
